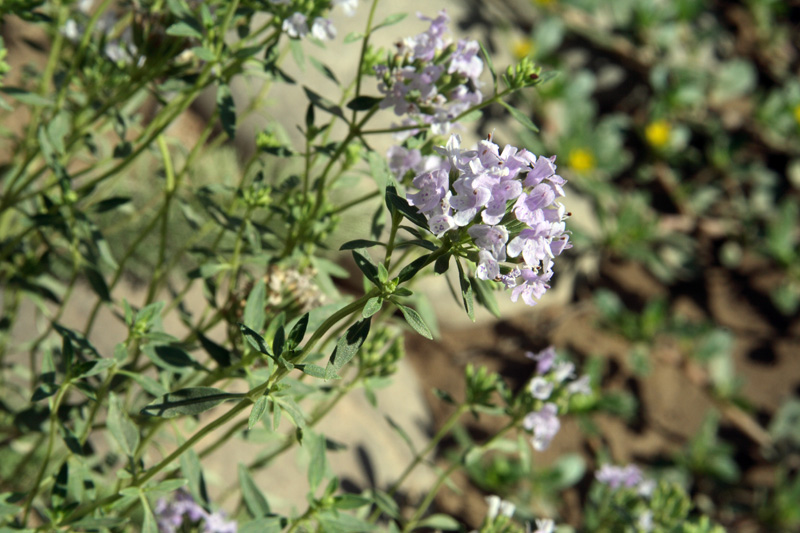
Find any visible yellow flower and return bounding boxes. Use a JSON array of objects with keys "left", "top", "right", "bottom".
[
  {"left": 568, "top": 148, "right": 595, "bottom": 173},
  {"left": 645, "top": 120, "right": 671, "bottom": 149},
  {"left": 793, "top": 103, "right": 800, "bottom": 126},
  {"left": 512, "top": 38, "right": 534, "bottom": 61}
]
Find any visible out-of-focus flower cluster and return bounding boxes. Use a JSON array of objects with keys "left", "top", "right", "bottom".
[
  {"left": 595, "top": 464, "right": 657, "bottom": 532},
  {"left": 523, "top": 346, "right": 591, "bottom": 450},
  {"left": 374, "top": 10, "right": 483, "bottom": 135},
  {"left": 274, "top": 0, "right": 357, "bottom": 41},
  {"left": 405, "top": 133, "right": 571, "bottom": 306},
  {"left": 155, "top": 490, "right": 237, "bottom": 533}
]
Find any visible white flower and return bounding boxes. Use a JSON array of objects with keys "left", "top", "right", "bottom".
[
  {"left": 529, "top": 376, "right": 554, "bottom": 400},
  {"left": 311, "top": 17, "right": 336, "bottom": 40},
  {"left": 282, "top": 12, "right": 308, "bottom": 38},
  {"left": 333, "top": 0, "right": 358, "bottom": 16}
]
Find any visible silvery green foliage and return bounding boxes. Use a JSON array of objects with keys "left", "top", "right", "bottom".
[{"left": 0, "top": 1, "right": 724, "bottom": 532}]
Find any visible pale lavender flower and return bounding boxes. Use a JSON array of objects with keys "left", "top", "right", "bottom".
[
  {"left": 485, "top": 495, "right": 515, "bottom": 521},
  {"left": 531, "top": 518, "right": 555, "bottom": 533},
  {"left": 311, "top": 17, "right": 336, "bottom": 40},
  {"left": 282, "top": 13, "right": 308, "bottom": 38},
  {"left": 448, "top": 39, "right": 483, "bottom": 81},
  {"left": 551, "top": 361, "right": 575, "bottom": 383},
  {"left": 529, "top": 376, "right": 553, "bottom": 400},
  {"left": 513, "top": 184, "right": 557, "bottom": 226},
  {"left": 406, "top": 168, "right": 450, "bottom": 214},
  {"left": 596, "top": 464, "right": 644, "bottom": 490},
  {"left": 567, "top": 374, "right": 592, "bottom": 396},
  {"left": 204, "top": 511, "right": 237, "bottom": 533},
  {"left": 467, "top": 224, "right": 508, "bottom": 262},
  {"left": 333, "top": 0, "right": 358, "bottom": 16},
  {"left": 510, "top": 267, "right": 553, "bottom": 306},
  {"left": 526, "top": 346, "right": 557, "bottom": 375},
  {"left": 388, "top": 146, "right": 423, "bottom": 179},
  {"left": 523, "top": 402, "right": 561, "bottom": 451}
]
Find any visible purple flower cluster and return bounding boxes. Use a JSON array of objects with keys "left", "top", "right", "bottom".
[
  {"left": 522, "top": 346, "right": 592, "bottom": 451},
  {"left": 596, "top": 464, "right": 656, "bottom": 497},
  {"left": 155, "top": 490, "right": 237, "bottom": 533},
  {"left": 406, "top": 133, "right": 571, "bottom": 306},
  {"left": 374, "top": 11, "right": 483, "bottom": 135}
]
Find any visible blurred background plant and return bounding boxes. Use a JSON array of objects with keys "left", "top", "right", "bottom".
[{"left": 1, "top": 0, "right": 799, "bottom": 532}]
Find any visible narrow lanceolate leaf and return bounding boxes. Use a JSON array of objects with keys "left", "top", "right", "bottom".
[
  {"left": 352, "top": 249, "right": 379, "bottom": 286},
  {"left": 287, "top": 312, "right": 309, "bottom": 347},
  {"left": 140, "top": 387, "right": 242, "bottom": 418},
  {"left": 248, "top": 395, "right": 269, "bottom": 430},
  {"left": 395, "top": 304, "right": 433, "bottom": 340},
  {"left": 456, "top": 260, "right": 475, "bottom": 321},
  {"left": 362, "top": 297, "right": 383, "bottom": 319},
  {"left": 217, "top": 83, "right": 237, "bottom": 139},
  {"left": 339, "top": 239, "right": 385, "bottom": 251},
  {"left": 479, "top": 41, "right": 497, "bottom": 93},
  {"left": 238, "top": 463, "right": 271, "bottom": 518},
  {"left": 325, "top": 319, "right": 371, "bottom": 379},
  {"left": 107, "top": 393, "right": 140, "bottom": 457},
  {"left": 500, "top": 101, "right": 539, "bottom": 132},
  {"left": 346, "top": 95, "right": 382, "bottom": 111},
  {"left": 397, "top": 254, "right": 431, "bottom": 283},
  {"left": 306, "top": 430, "right": 327, "bottom": 492},
  {"left": 243, "top": 279, "right": 267, "bottom": 331},
  {"left": 241, "top": 324, "right": 273, "bottom": 357},
  {"left": 472, "top": 277, "right": 501, "bottom": 318}
]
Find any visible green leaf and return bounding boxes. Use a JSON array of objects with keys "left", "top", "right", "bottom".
[
  {"left": 117, "top": 370, "right": 167, "bottom": 397},
  {"left": 239, "top": 516, "right": 287, "bottom": 533},
  {"left": 472, "top": 277, "right": 500, "bottom": 318},
  {"left": 500, "top": 101, "right": 539, "bottom": 132},
  {"left": 332, "top": 494, "right": 372, "bottom": 510},
  {"left": 90, "top": 196, "right": 131, "bottom": 213},
  {"left": 352, "top": 249, "right": 380, "bottom": 286},
  {"left": 248, "top": 395, "right": 269, "bottom": 430},
  {"left": 306, "top": 431, "right": 327, "bottom": 491},
  {"left": 142, "top": 344, "right": 203, "bottom": 372},
  {"left": 191, "top": 46, "right": 216, "bottom": 61},
  {"left": 296, "top": 363, "right": 328, "bottom": 379},
  {"left": 107, "top": 393, "right": 140, "bottom": 457},
  {"left": 434, "top": 254, "right": 450, "bottom": 275},
  {"left": 217, "top": 83, "right": 236, "bottom": 139},
  {"left": 141, "top": 387, "right": 241, "bottom": 418},
  {"left": 368, "top": 151, "right": 391, "bottom": 192},
  {"left": 287, "top": 313, "right": 309, "bottom": 347},
  {"left": 343, "top": 32, "right": 364, "bottom": 44},
  {"left": 362, "top": 297, "right": 383, "bottom": 318},
  {"left": 395, "top": 304, "right": 433, "bottom": 340},
  {"left": 166, "top": 20, "right": 203, "bottom": 39},
  {"left": 0, "top": 87, "right": 53, "bottom": 107},
  {"left": 385, "top": 186, "right": 428, "bottom": 228},
  {"left": 326, "top": 319, "right": 371, "bottom": 379},
  {"left": 346, "top": 95, "right": 382, "bottom": 111},
  {"left": 303, "top": 86, "right": 345, "bottom": 120},
  {"left": 309, "top": 56, "right": 339, "bottom": 85},
  {"left": 479, "top": 41, "right": 497, "bottom": 93},
  {"left": 140, "top": 495, "right": 159, "bottom": 533},
  {"left": 456, "top": 260, "right": 475, "bottom": 321},
  {"left": 339, "top": 239, "right": 385, "bottom": 250},
  {"left": 418, "top": 514, "right": 460, "bottom": 530},
  {"left": 385, "top": 416, "right": 416, "bottom": 454},
  {"left": 241, "top": 324, "right": 273, "bottom": 357},
  {"left": 374, "top": 12, "right": 407, "bottom": 30},
  {"left": 198, "top": 333, "right": 233, "bottom": 367},
  {"left": 397, "top": 254, "right": 432, "bottom": 283},
  {"left": 273, "top": 396, "right": 306, "bottom": 429},
  {"left": 238, "top": 463, "right": 271, "bottom": 518}
]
